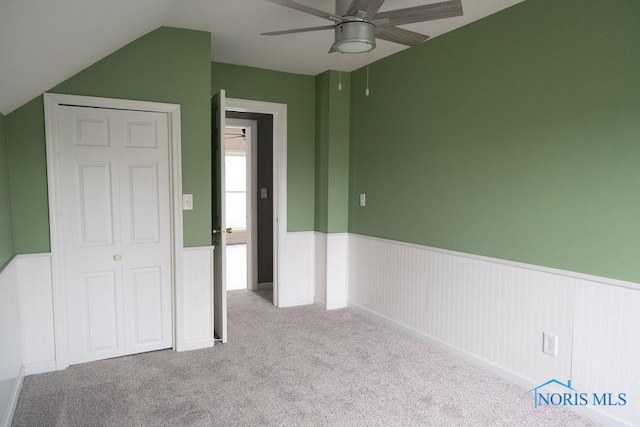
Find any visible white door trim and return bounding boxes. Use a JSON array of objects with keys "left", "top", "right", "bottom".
[
  {"left": 44, "top": 93, "right": 185, "bottom": 370},
  {"left": 225, "top": 98, "right": 286, "bottom": 307}
]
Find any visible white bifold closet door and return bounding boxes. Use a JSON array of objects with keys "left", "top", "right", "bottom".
[{"left": 58, "top": 105, "right": 173, "bottom": 365}]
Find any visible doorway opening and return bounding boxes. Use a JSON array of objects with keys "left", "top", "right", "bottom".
[
  {"left": 212, "top": 92, "right": 287, "bottom": 342},
  {"left": 225, "top": 113, "right": 274, "bottom": 298},
  {"left": 225, "top": 118, "right": 256, "bottom": 291}
]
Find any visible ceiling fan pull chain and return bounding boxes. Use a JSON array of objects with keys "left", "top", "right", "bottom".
[
  {"left": 338, "top": 53, "right": 343, "bottom": 91},
  {"left": 366, "top": 52, "right": 370, "bottom": 96}
]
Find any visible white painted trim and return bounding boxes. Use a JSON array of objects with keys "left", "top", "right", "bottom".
[
  {"left": 184, "top": 338, "right": 216, "bottom": 351},
  {"left": 226, "top": 98, "right": 287, "bottom": 308},
  {"left": 326, "top": 300, "right": 348, "bottom": 310},
  {"left": 313, "top": 298, "right": 326, "bottom": 309},
  {"left": 279, "top": 295, "right": 315, "bottom": 307},
  {"left": 169, "top": 104, "right": 186, "bottom": 352},
  {"left": 184, "top": 246, "right": 216, "bottom": 251},
  {"left": 43, "top": 93, "right": 185, "bottom": 367},
  {"left": 2, "top": 366, "right": 24, "bottom": 427},
  {"left": 24, "top": 361, "right": 57, "bottom": 376},
  {"left": 348, "top": 301, "right": 630, "bottom": 427},
  {"left": 13, "top": 253, "right": 52, "bottom": 260},
  {"left": 351, "top": 233, "right": 640, "bottom": 291}
]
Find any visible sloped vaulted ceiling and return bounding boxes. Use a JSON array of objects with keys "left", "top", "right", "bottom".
[
  {"left": 0, "top": 0, "right": 176, "bottom": 115},
  {"left": 0, "top": 0, "right": 525, "bottom": 115}
]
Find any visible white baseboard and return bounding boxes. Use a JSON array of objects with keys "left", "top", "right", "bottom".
[
  {"left": 24, "top": 360, "right": 57, "bottom": 376},
  {"left": 279, "top": 295, "right": 314, "bottom": 308},
  {"left": 348, "top": 302, "right": 538, "bottom": 389},
  {"left": 184, "top": 338, "right": 215, "bottom": 351},
  {"left": 326, "top": 300, "right": 347, "bottom": 310},
  {"left": 313, "top": 298, "right": 326, "bottom": 309},
  {"left": 348, "top": 302, "right": 629, "bottom": 427}
]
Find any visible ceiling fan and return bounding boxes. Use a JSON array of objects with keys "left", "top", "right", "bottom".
[{"left": 262, "top": 0, "right": 464, "bottom": 54}]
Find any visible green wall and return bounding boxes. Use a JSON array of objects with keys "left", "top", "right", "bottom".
[
  {"left": 5, "top": 27, "right": 212, "bottom": 253},
  {"left": 5, "top": 100, "right": 50, "bottom": 254},
  {"left": 315, "top": 73, "right": 330, "bottom": 232},
  {"left": 349, "top": 0, "right": 640, "bottom": 282},
  {"left": 211, "top": 62, "right": 316, "bottom": 231},
  {"left": 0, "top": 113, "right": 15, "bottom": 268},
  {"left": 315, "top": 70, "right": 350, "bottom": 233}
]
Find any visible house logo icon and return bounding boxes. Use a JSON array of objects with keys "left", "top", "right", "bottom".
[
  {"left": 528, "top": 379, "right": 576, "bottom": 409},
  {"left": 528, "top": 379, "right": 627, "bottom": 408}
]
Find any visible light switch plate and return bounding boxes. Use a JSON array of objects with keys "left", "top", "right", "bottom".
[
  {"left": 359, "top": 194, "right": 366, "bottom": 207},
  {"left": 183, "top": 194, "right": 193, "bottom": 210},
  {"left": 261, "top": 188, "right": 268, "bottom": 199}
]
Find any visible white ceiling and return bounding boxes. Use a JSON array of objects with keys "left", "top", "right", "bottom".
[{"left": 0, "top": 0, "right": 524, "bottom": 115}]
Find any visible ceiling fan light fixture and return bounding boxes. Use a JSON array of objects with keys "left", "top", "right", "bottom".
[{"left": 335, "top": 21, "right": 375, "bottom": 54}]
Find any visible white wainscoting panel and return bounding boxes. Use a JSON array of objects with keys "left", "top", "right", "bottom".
[
  {"left": 0, "top": 259, "right": 24, "bottom": 427},
  {"left": 182, "top": 247, "right": 215, "bottom": 351},
  {"left": 16, "top": 254, "right": 56, "bottom": 375},
  {"left": 314, "top": 233, "right": 348, "bottom": 310},
  {"left": 572, "top": 279, "right": 640, "bottom": 425},
  {"left": 314, "top": 232, "right": 327, "bottom": 308},
  {"left": 325, "top": 233, "right": 348, "bottom": 310},
  {"left": 280, "top": 232, "right": 314, "bottom": 307},
  {"left": 349, "top": 235, "right": 573, "bottom": 386},
  {"left": 348, "top": 233, "right": 639, "bottom": 426}
]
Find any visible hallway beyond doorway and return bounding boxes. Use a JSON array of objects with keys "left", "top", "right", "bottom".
[{"left": 226, "top": 243, "right": 247, "bottom": 291}]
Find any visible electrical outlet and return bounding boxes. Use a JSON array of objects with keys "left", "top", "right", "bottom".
[{"left": 543, "top": 332, "right": 558, "bottom": 357}]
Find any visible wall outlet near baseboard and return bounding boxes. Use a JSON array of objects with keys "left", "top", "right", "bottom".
[{"left": 543, "top": 332, "right": 558, "bottom": 357}]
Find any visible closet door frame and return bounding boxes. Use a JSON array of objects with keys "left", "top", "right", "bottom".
[{"left": 45, "top": 93, "right": 186, "bottom": 370}]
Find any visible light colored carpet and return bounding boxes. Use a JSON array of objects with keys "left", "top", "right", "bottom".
[{"left": 13, "top": 289, "right": 596, "bottom": 426}]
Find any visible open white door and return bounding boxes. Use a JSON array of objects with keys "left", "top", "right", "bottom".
[{"left": 212, "top": 90, "right": 228, "bottom": 343}]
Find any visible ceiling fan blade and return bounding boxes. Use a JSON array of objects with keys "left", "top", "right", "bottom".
[
  {"left": 374, "top": 0, "right": 463, "bottom": 27},
  {"left": 376, "top": 27, "right": 430, "bottom": 46},
  {"left": 346, "top": 0, "right": 386, "bottom": 20},
  {"left": 262, "top": 25, "right": 335, "bottom": 36},
  {"left": 263, "top": 0, "right": 344, "bottom": 22}
]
